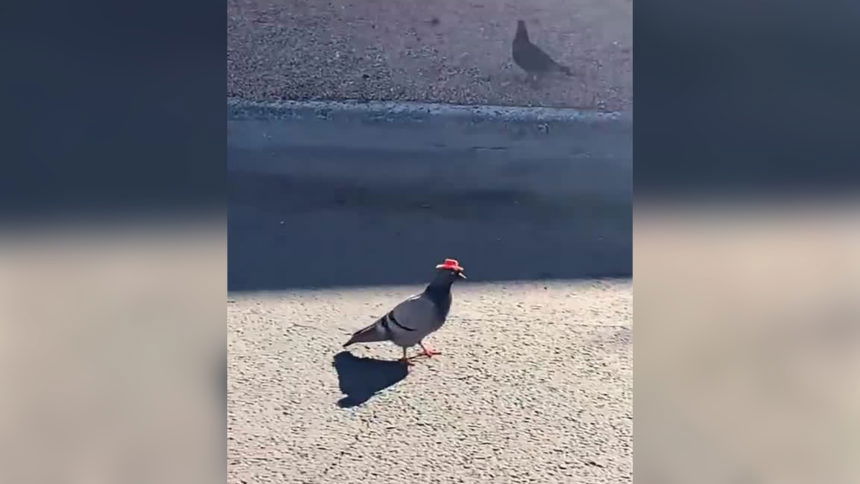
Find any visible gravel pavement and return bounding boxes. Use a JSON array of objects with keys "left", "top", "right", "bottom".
[
  {"left": 228, "top": 279, "right": 632, "bottom": 483},
  {"left": 228, "top": 0, "right": 631, "bottom": 110}
]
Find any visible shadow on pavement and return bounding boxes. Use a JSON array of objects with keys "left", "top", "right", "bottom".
[
  {"left": 228, "top": 170, "right": 631, "bottom": 291},
  {"left": 333, "top": 351, "right": 409, "bottom": 408}
]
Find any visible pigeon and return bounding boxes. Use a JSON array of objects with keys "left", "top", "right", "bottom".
[
  {"left": 512, "top": 19, "right": 572, "bottom": 82},
  {"left": 343, "top": 258, "right": 467, "bottom": 365}
]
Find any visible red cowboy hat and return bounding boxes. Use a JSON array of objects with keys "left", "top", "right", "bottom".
[{"left": 435, "top": 258, "right": 464, "bottom": 271}]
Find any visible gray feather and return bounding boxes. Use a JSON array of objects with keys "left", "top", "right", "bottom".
[
  {"left": 343, "top": 317, "right": 389, "bottom": 347},
  {"left": 385, "top": 294, "right": 447, "bottom": 347}
]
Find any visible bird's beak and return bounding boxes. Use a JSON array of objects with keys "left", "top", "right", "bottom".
[{"left": 458, "top": 272, "right": 467, "bottom": 279}]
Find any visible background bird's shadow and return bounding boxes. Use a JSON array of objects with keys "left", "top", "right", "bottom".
[{"left": 333, "top": 351, "right": 409, "bottom": 408}]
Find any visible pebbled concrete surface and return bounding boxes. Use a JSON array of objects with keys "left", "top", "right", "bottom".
[
  {"left": 228, "top": 279, "right": 632, "bottom": 483},
  {"left": 227, "top": 0, "right": 631, "bottom": 111}
]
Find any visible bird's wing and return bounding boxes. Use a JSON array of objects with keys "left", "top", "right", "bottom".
[
  {"left": 344, "top": 293, "right": 444, "bottom": 347},
  {"left": 514, "top": 35, "right": 565, "bottom": 71},
  {"left": 526, "top": 43, "right": 558, "bottom": 67},
  {"left": 388, "top": 293, "right": 443, "bottom": 336}
]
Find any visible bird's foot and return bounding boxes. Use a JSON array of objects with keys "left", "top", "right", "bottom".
[
  {"left": 419, "top": 344, "right": 442, "bottom": 358},
  {"left": 399, "top": 357, "right": 415, "bottom": 366}
]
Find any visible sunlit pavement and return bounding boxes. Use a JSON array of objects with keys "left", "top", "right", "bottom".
[{"left": 228, "top": 279, "right": 631, "bottom": 483}]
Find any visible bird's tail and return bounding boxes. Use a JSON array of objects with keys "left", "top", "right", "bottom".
[{"left": 343, "top": 319, "right": 388, "bottom": 347}]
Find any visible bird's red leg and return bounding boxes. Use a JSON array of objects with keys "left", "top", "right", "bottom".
[{"left": 419, "top": 342, "right": 442, "bottom": 358}]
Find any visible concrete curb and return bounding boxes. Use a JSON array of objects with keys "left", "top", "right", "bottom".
[{"left": 228, "top": 98, "right": 631, "bottom": 126}]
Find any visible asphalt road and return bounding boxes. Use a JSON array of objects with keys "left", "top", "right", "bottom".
[
  {"left": 228, "top": 279, "right": 632, "bottom": 483},
  {"left": 228, "top": 0, "right": 631, "bottom": 110}
]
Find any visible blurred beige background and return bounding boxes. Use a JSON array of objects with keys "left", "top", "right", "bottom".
[
  {"left": 0, "top": 220, "right": 225, "bottom": 484},
  {"left": 635, "top": 200, "right": 860, "bottom": 484}
]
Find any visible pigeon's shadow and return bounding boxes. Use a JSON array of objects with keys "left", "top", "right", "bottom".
[{"left": 333, "top": 351, "right": 409, "bottom": 408}]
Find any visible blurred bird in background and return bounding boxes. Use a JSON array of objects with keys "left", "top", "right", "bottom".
[{"left": 512, "top": 19, "right": 573, "bottom": 84}]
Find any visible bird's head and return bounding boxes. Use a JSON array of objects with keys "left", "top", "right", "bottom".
[
  {"left": 515, "top": 20, "right": 528, "bottom": 39},
  {"left": 435, "top": 258, "right": 467, "bottom": 281}
]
